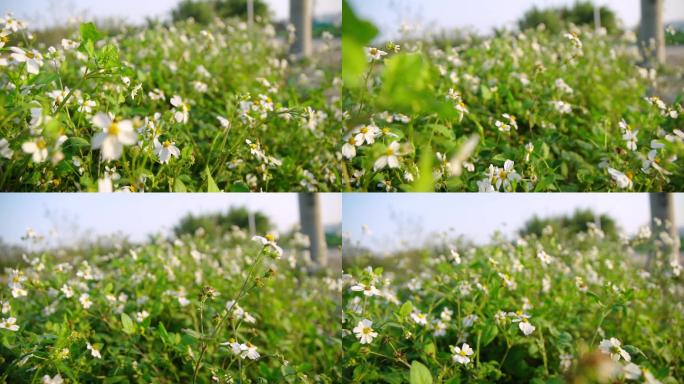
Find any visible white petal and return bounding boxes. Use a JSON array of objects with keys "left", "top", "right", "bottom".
[
  {"left": 373, "top": 156, "right": 388, "bottom": 171},
  {"left": 92, "top": 113, "right": 111, "bottom": 130},
  {"left": 101, "top": 137, "right": 122, "bottom": 160},
  {"left": 22, "top": 142, "right": 37, "bottom": 153},
  {"left": 387, "top": 155, "right": 400, "bottom": 169},
  {"left": 91, "top": 132, "right": 106, "bottom": 149}
]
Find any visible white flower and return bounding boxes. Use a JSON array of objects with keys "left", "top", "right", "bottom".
[
  {"left": 342, "top": 137, "right": 356, "bottom": 159},
  {"left": 153, "top": 137, "right": 180, "bottom": 164},
  {"left": 623, "top": 363, "right": 642, "bottom": 380},
  {"left": 86, "top": 342, "right": 102, "bottom": 359},
  {"left": 10, "top": 47, "right": 43, "bottom": 74},
  {"left": 135, "top": 310, "right": 149, "bottom": 323},
  {"left": 440, "top": 307, "right": 453, "bottom": 321},
  {"left": 462, "top": 314, "right": 478, "bottom": 328},
  {"left": 350, "top": 283, "right": 381, "bottom": 297},
  {"left": 217, "top": 116, "right": 231, "bottom": 129},
  {"left": 555, "top": 78, "right": 573, "bottom": 94},
  {"left": 79, "top": 293, "right": 93, "bottom": 309},
  {"left": 239, "top": 342, "right": 260, "bottom": 360},
  {"left": 0, "top": 138, "right": 13, "bottom": 159},
  {"left": 607, "top": 168, "right": 632, "bottom": 189},
  {"left": 252, "top": 233, "right": 283, "bottom": 258},
  {"left": 511, "top": 311, "right": 535, "bottom": 335},
  {"left": 11, "top": 286, "right": 27, "bottom": 298},
  {"left": 0, "top": 317, "right": 19, "bottom": 331},
  {"left": 599, "top": 338, "right": 631, "bottom": 362},
  {"left": 365, "top": 46, "right": 387, "bottom": 61},
  {"left": 623, "top": 130, "right": 638, "bottom": 151},
  {"left": 488, "top": 160, "right": 521, "bottom": 191},
  {"left": 170, "top": 95, "right": 189, "bottom": 124},
  {"left": 451, "top": 343, "right": 474, "bottom": 364},
  {"left": 564, "top": 32, "right": 583, "bottom": 48},
  {"left": 410, "top": 312, "right": 428, "bottom": 326},
  {"left": 41, "top": 374, "right": 63, "bottom": 384},
  {"left": 373, "top": 141, "right": 402, "bottom": 171},
  {"left": 353, "top": 318, "right": 378, "bottom": 344},
  {"left": 61, "top": 284, "right": 74, "bottom": 298},
  {"left": 353, "top": 124, "right": 381, "bottom": 145},
  {"left": 220, "top": 338, "right": 242, "bottom": 355},
  {"left": 91, "top": 112, "right": 137, "bottom": 161},
  {"left": 551, "top": 100, "right": 572, "bottom": 114},
  {"left": 22, "top": 137, "right": 49, "bottom": 163}
]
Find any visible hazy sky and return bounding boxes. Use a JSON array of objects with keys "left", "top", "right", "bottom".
[
  {"left": 0, "top": 0, "right": 341, "bottom": 28},
  {"left": 343, "top": 194, "right": 684, "bottom": 253},
  {"left": 0, "top": 193, "right": 341, "bottom": 246},
  {"left": 349, "top": 0, "right": 684, "bottom": 40}
]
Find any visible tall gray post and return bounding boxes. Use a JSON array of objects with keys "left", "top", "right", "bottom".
[
  {"left": 290, "top": 0, "right": 312, "bottom": 58},
  {"left": 247, "top": 0, "right": 254, "bottom": 27},
  {"left": 649, "top": 193, "right": 678, "bottom": 263},
  {"left": 640, "top": 0, "right": 665, "bottom": 65},
  {"left": 298, "top": 193, "right": 327, "bottom": 266}
]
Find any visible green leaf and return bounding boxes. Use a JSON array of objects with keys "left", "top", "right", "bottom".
[
  {"left": 121, "top": 313, "right": 135, "bottom": 335},
  {"left": 80, "top": 22, "right": 103, "bottom": 44},
  {"left": 409, "top": 361, "right": 433, "bottom": 384},
  {"left": 158, "top": 322, "right": 169, "bottom": 345},
  {"left": 206, "top": 166, "right": 220, "bottom": 192},
  {"left": 380, "top": 53, "right": 432, "bottom": 113},
  {"left": 229, "top": 182, "right": 250, "bottom": 192},
  {"left": 399, "top": 301, "right": 413, "bottom": 317},
  {"left": 412, "top": 145, "right": 434, "bottom": 192},
  {"left": 173, "top": 178, "right": 187, "bottom": 192},
  {"left": 480, "top": 323, "right": 498, "bottom": 347},
  {"left": 341, "top": 0, "right": 378, "bottom": 87}
]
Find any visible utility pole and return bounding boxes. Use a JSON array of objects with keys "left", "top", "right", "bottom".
[
  {"left": 247, "top": 0, "right": 254, "bottom": 27},
  {"left": 593, "top": 4, "right": 601, "bottom": 31},
  {"left": 649, "top": 193, "right": 678, "bottom": 264},
  {"left": 290, "top": 0, "right": 312, "bottom": 58},
  {"left": 640, "top": 0, "right": 665, "bottom": 65},
  {"left": 298, "top": 193, "right": 327, "bottom": 266}
]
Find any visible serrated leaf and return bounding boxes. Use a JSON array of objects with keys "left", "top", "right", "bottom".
[{"left": 399, "top": 301, "right": 413, "bottom": 317}]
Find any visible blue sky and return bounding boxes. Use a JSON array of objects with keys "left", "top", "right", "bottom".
[
  {"left": 0, "top": 0, "right": 341, "bottom": 28},
  {"left": 349, "top": 0, "right": 684, "bottom": 40},
  {"left": 0, "top": 193, "right": 341, "bottom": 246},
  {"left": 343, "top": 194, "right": 684, "bottom": 253}
]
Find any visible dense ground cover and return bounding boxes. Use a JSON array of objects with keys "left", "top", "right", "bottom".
[
  {"left": 342, "top": 222, "right": 683, "bottom": 383},
  {"left": 0, "top": 15, "right": 341, "bottom": 191},
  {"left": 342, "top": 2, "right": 684, "bottom": 191},
  {"left": 0, "top": 229, "right": 341, "bottom": 382}
]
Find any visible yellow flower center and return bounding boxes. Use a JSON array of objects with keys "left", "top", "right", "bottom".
[
  {"left": 360, "top": 126, "right": 368, "bottom": 134},
  {"left": 370, "top": 48, "right": 378, "bottom": 55},
  {"left": 265, "top": 234, "right": 275, "bottom": 242},
  {"left": 499, "top": 170, "right": 507, "bottom": 180},
  {"left": 362, "top": 327, "right": 372, "bottom": 335},
  {"left": 26, "top": 51, "right": 35, "bottom": 59},
  {"left": 0, "top": 36, "right": 8, "bottom": 44},
  {"left": 108, "top": 122, "right": 120, "bottom": 136},
  {"left": 459, "top": 349, "right": 468, "bottom": 356},
  {"left": 347, "top": 137, "right": 355, "bottom": 145},
  {"left": 129, "top": 185, "right": 137, "bottom": 192},
  {"left": 382, "top": 127, "right": 390, "bottom": 135},
  {"left": 163, "top": 140, "right": 172, "bottom": 148},
  {"left": 250, "top": 143, "right": 258, "bottom": 150},
  {"left": 386, "top": 147, "right": 395, "bottom": 156},
  {"left": 36, "top": 138, "right": 47, "bottom": 149}
]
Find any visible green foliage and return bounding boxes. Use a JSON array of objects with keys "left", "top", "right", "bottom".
[
  {"left": 343, "top": 223, "right": 683, "bottom": 382},
  {"left": 518, "top": 2, "right": 620, "bottom": 34},
  {"left": 0, "top": 17, "right": 341, "bottom": 191},
  {"left": 172, "top": 0, "right": 271, "bottom": 24},
  {"left": 342, "top": 16, "right": 684, "bottom": 191},
  {"left": 0, "top": 229, "right": 340, "bottom": 382},
  {"left": 520, "top": 209, "right": 619, "bottom": 240},
  {"left": 173, "top": 206, "right": 271, "bottom": 237}
]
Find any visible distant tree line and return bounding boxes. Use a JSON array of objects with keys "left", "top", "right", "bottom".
[{"left": 518, "top": 1, "right": 620, "bottom": 34}]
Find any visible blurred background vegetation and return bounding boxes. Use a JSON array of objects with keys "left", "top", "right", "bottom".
[
  {"left": 518, "top": 1, "right": 620, "bottom": 34},
  {"left": 20, "top": 0, "right": 341, "bottom": 48}
]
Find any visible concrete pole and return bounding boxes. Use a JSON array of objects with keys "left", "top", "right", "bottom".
[
  {"left": 248, "top": 210, "right": 256, "bottom": 237},
  {"left": 247, "top": 0, "right": 254, "bottom": 27},
  {"left": 290, "top": 0, "right": 312, "bottom": 58},
  {"left": 649, "top": 193, "right": 678, "bottom": 263},
  {"left": 298, "top": 193, "right": 327, "bottom": 266},
  {"left": 640, "top": 0, "right": 666, "bottom": 65},
  {"left": 593, "top": 4, "right": 601, "bottom": 30}
]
